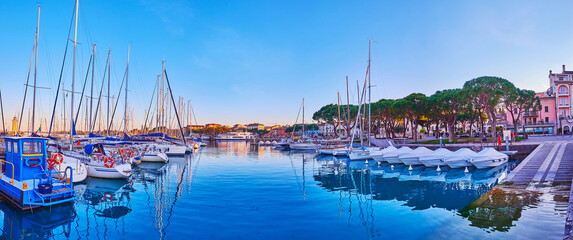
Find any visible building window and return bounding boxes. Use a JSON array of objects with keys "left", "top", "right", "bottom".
[
  {"left": 545, "top": 117, "right": 549, "bottom": 123},
  {"left": 560, "top": 86, "right": 568, "bottom": 94},
  {"left": 562, "top": 109, "right": 567, "bottom": 116},
  {"left": 561, "top": 97, "right": 567, "bottom": 105},
  {"left": 559, "top": 77, "right": 564, "bottom": 81},
  {"left": 513, "top": 108, "right": 518, "bottom": 114},
  {"left": 545, "top": 106, "right": 549, "bottom": 112}
]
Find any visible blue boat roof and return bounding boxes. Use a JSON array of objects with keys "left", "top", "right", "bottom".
[{"left": 4, "top": 137, "right": 47, "bottom": 140}]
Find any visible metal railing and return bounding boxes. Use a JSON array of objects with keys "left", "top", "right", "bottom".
[{"left": 0, "top": 160, "right": 14, "bottom": 185}]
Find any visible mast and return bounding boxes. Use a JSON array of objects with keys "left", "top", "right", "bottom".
[
  {"left": 31, "top": 5, "right": 40, "bottom": 134},
  {"left": 357, "top": 80, "right": 363, "bottom": 145},
  {"left": 302, "top": 98, "right": 305, "bottom": 138},
  {"left": 124, "top": 44, "right": 130, "bottom": 134},
  {"left": 90, "top": 44, "right": 95, "bottom": 132},
  {"left": 107, "top": 49, "right": 111, "bottom": 135},
  {"left": 346, "top": 76, "right": 350, "bottom": 138},
  {"left": 163, "top": 69, "right": 187, "bottom": 146},
  {"left": 70, "top": 0, "right": 78, "bottom": 149},
  {"left": 337, "top": 92, "right": 341, "bottom": 137},
  {"left": 368, "top": 40, "right": 372, "bottom": 146},
  {"left": 0, "top": 90, "right": 5, "bottom": 134}
]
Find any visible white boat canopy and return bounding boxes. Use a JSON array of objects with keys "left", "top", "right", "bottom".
[
  {"left": 444, "top": 148, "right": 478, "bottom": 162},
  {"left": 399, "top": 147, "right": 433, "bottom": 159},
  {"left": 419, "top": 148, "right": 453, "bottom": 161},
  {"left": 383, "top": 146, "right": 413, "bottom": 158},
  {"left": 472, "top": 148, "right": 508, "bottom": 161}
]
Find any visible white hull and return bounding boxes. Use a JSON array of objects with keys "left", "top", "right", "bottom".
[
  {"left": 141, "top": 153, "right": 169, "bottom": 163},
  {"left": 290, "top": 144, "right": 320, "bottom": 150},
  {"left": 318, "top": 149, "right": 334, "bottom": 155},
  {"left": 163, "top": 145, "right": 188, "bottom": 156},
  {"left": 385, "top": 156, "right": 402, "bottom": 164},
  {"left": 87, "top": 163, "right": 132, "bottom": 179},
  {"left": 348, "top": 151, "right": 373, "bottom": 160},
  {"left": 471, "top": 157, "right": 508, "bottom": 169},
  {"left": 400, "top": 157, "right": 422, "bottom": 166},
  {"left": 52, "top": 155, "right": 88, "bottom": 183},
  {"left": 446, "top": 159, "right": 473, "bottom": 168},
  {"left": 420, "top": 158, "right": 447, "bottom": 167}
]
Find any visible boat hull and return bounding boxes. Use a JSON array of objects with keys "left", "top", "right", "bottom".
[
  {"left": 140, "top": 153, "right": 168, "bottom": 163},
  {"left": 385, "top": 156, "right": 402, "bottom": 164},
  {"left": 471, "top": 157, "right": 508, "bottom": 169},
  {"left": 445, "top": 159, "right": 473, "bottom": 168},
  {"left": 420, "top": 158, "right": 447, "bottom": 167},
  {"left": 87, "top": 164, "right": 132, "bottom": 179},
  {"left": 400, "top": 157, "right": 423, "bottom": 166}
]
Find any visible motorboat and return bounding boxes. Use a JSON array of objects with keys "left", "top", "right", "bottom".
[
  {"left": 470, "top": 148, "right": 509, "bottom": 169},
  {"left": 383, "top": 147, "right": 413, "bottom": 164},
  {"left": 136, "top": 144, "right": 169, "bottom": 163},
  {"left": 67, "top": 144, "right": 132, "bottom": 179},
  {"left": 47, "top": 145, "right": 88, "bottom": 183},
  {"left": 419, "top": 148, "right": 453, "bottom": 167},
  {"left": 1, "top": 137, "right": 77, "bottom": 210},
  {"left": 444, "top": 148, "right": 477, "bottom": 168},
  {"left": 371, "top": 146, "right": 397, "bottom": 162},
  {"left": 347, "top": 147, "right": 374, "bottom": 161},
  {"left": 399, "top": 147, "right": 433, "bottom": 166},
  {"left": 289, "top": 142, "right": 320, "bottom": 151}
]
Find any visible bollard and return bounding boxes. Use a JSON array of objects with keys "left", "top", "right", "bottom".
[
  {"left": 23, "top": 182, "right": 27, "bottom": 190},
  {"left": 505, "top": 138, "right": 509, "bottom": 152}
]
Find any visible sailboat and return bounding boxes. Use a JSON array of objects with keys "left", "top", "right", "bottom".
[{"left": 289, "top": 98, "right": 320, "bottom": 151}]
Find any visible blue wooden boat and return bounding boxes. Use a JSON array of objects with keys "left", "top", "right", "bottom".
[{"left": 0, "top": 137, "right": 76, "bottom": 210}]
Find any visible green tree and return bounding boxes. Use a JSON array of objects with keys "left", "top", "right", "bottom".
[
  {"left": 504, "top": 88, "right": 541, "bottom": 134},
  {"left": 429, "top": 89, "right": 465, "bottom": 142},
  {"left": 463, "top": 76, "right": 515, "bottom": 137}
]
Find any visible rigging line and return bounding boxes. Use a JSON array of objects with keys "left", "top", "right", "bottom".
[
  {"left": 48, "top": 1, "right": 76, "bottom": 136},
  {"left": 290, "top": 100, "right": 304, "bottom": 140},
  {"left": 89, "top": 56, "right": 109, "bottom": 133},
  {"left": 73, "top": 55, "right": 93, "bottom": 126},
  {"left": 108, "top": 68, "right": 127, "bottom": 134},
  {"left": 17, "top": 39, "right": 37, "bottom": 135},
  {"left": 163, "top": 69, "right": 187, "bottom": 145},
  {"left": 143, "top": 78, "right": 158, "bottom": 133}
]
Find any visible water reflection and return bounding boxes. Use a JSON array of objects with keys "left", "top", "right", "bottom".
[
  {"left": 0, "top": 202, "right": 75, "bottom": 239},
  {"left": 460, "top": 187, "right": 542, "bottom": 232},
  {"left": 315, "top": 158, "right": 507, "bottom": 211}
]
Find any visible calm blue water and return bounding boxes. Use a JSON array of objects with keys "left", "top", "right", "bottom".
[{"left": 0, "top": 142, "right": 566, "bottom": 239}]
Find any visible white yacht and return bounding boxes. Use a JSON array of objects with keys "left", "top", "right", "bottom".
[
  {"left": 399, "top": 147, "right": 433, "bottom": 166},
  {"left": 470, "top": 148, "right": 508, "bottom": 169},
  {"left": 444, "top": 148, "right": 477, "bottom": 168}
]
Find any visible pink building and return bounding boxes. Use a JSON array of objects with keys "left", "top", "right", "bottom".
[
  {"left": 508, "top": 64, "right": 573, "bottom": 134},
  {"left": 505, "top": 91, "right": 556, "bottom": 134},
  {"left": 550, "top": 65, "right": 573, "bottom": 134}
]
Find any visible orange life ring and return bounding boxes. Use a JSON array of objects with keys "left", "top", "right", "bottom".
[
  {"left": 118, "top": 148, "right": 125, "bottom": 155},
  {"left": 53, "top": 153, "right": 63, "bottom": 164},
  {"left": 128, "top": 149, "right": 135, "bottom": 158},
  {"left": 102, "top": 193, "right": 113, "bottom": 202},
  {"left": 104, "top": 157, "right": 114, "bottom": 168}
]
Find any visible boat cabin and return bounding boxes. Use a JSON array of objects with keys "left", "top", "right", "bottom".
[{"left": 1, "top": 137, "right": 76, "bottom": 210}]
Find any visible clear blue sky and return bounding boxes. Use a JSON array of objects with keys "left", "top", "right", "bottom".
[{"left": 1, "top": 0, "right": 573, "bottom": 131}]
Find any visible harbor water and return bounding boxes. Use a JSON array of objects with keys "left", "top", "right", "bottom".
[{"left": 0, "top": 142, "right": 567, "bottom": 239}]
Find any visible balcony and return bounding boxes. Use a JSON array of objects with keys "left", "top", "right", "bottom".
[
  {"left": 523, "top": 111, "right": 538, "bottom": 117},
  {"left": 558, "top": 91, "right": 569, "bottom": 96}
]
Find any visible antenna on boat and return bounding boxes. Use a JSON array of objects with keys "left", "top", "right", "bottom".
[{"left": 124, "top": 44, "right": 130, "bottom": 135}]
